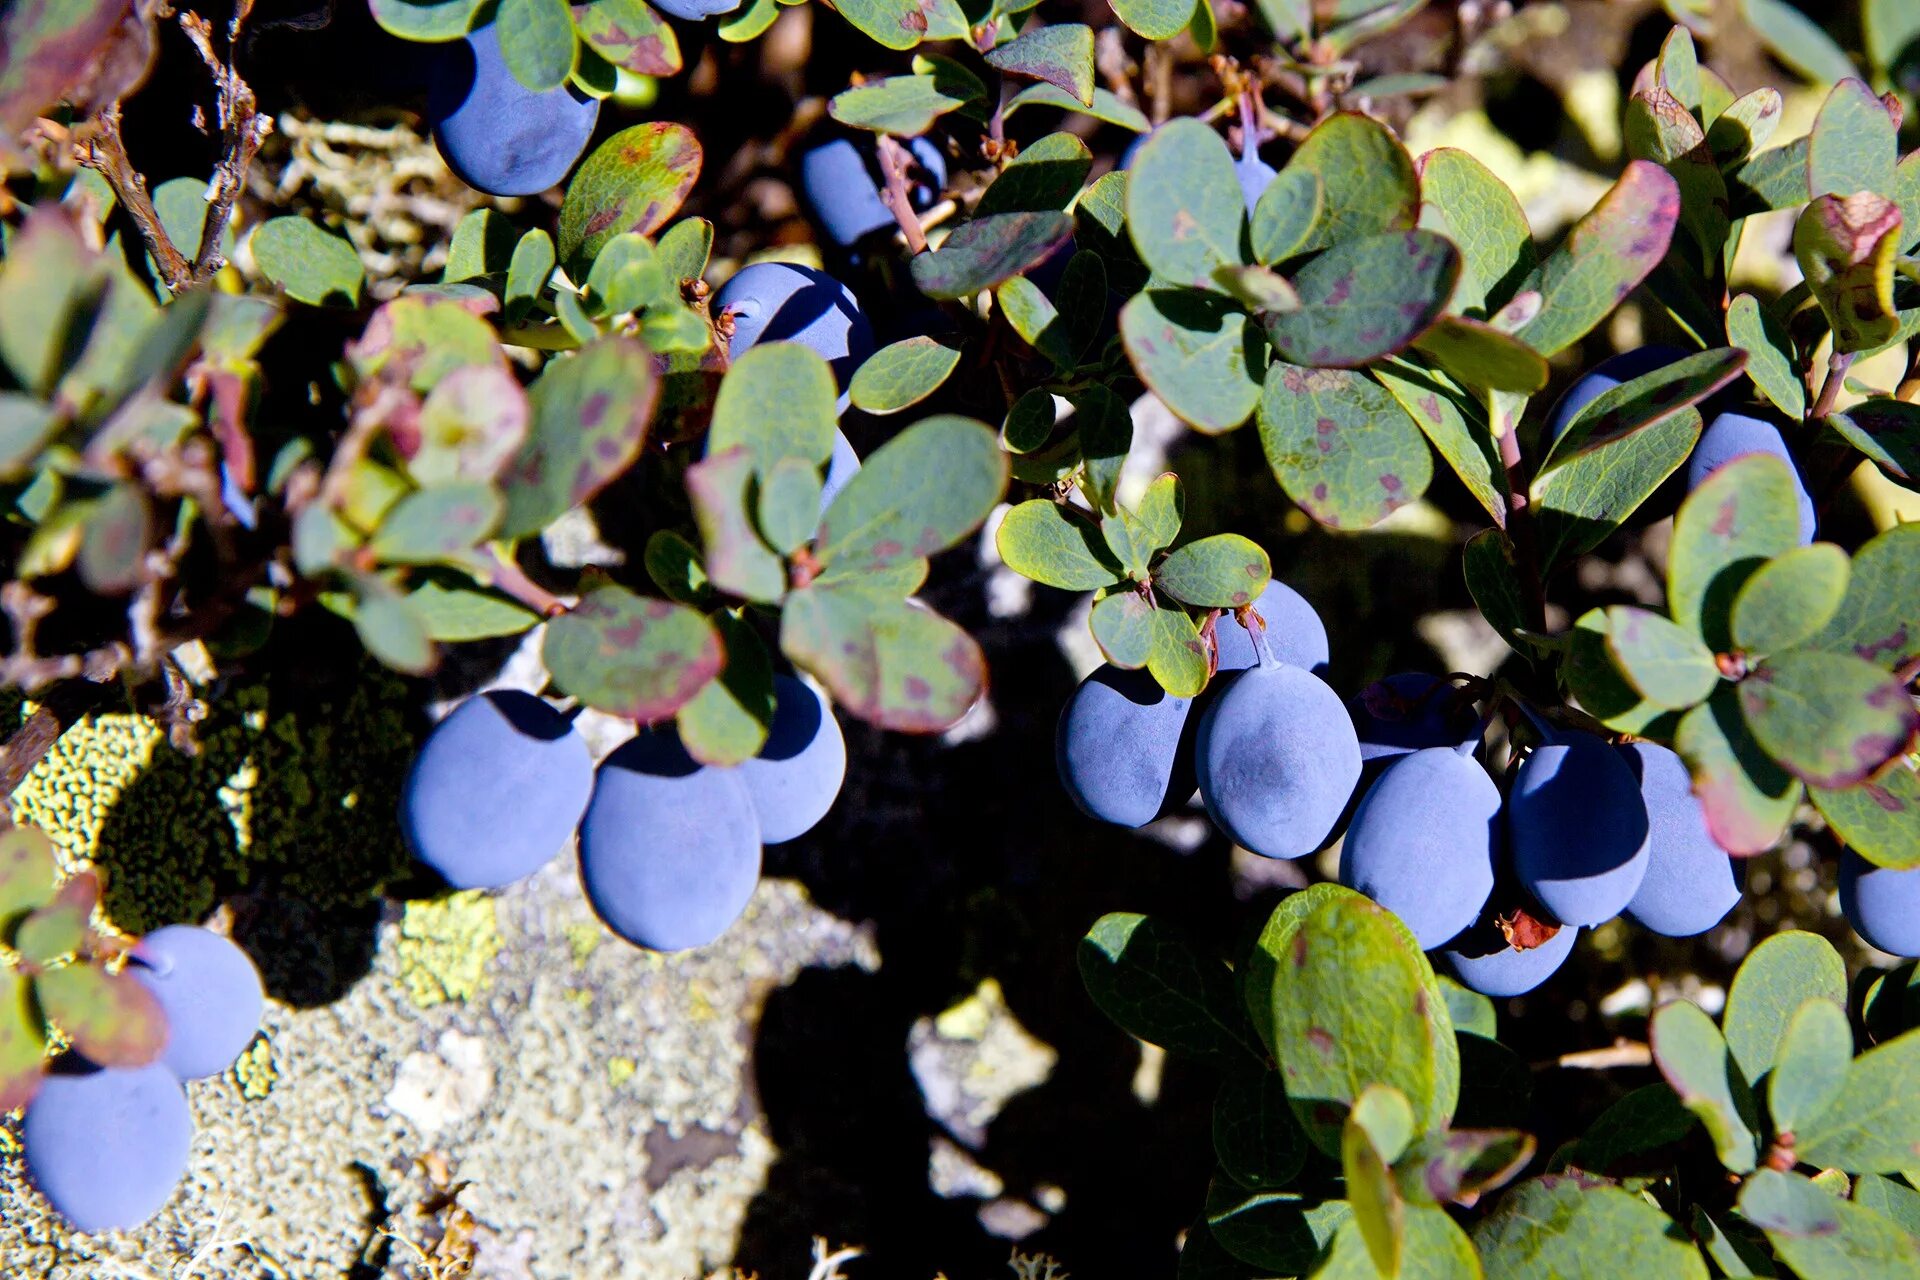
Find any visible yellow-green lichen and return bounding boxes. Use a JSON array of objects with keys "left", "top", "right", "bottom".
[
  {"left": 606, "top": 1057, "right": 635, "bottom": 1088},
  {"left": 0, "top": 1127, "right": 17, "bottom": 1156},
  {"left": 564, "top": 922, "right": 601, "bottom": 967},
  {"left": 395, "top": 892, "right": 502, "bottom": 1009},
  {"left": 232, "top": 1036, "right": 277, "bottom": 1100}
]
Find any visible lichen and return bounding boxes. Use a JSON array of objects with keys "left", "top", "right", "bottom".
[
  {"left": 395, "top": 891, "right": 503, "bottom": 1009},
  {"left": 606, "top": 1057, "right": 635, "bottom": 1088},
  {"left": 565, "top": 921, "right": 601, "bottom": 967},
  {"left": 232, "top": 1037, "right": 277, "bottom": 1100}
]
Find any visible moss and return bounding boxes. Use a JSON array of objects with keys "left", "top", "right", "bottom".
[
  {"left": 395, "top": 891, "right": 502, "bottom": 1009},
  {"left": 232, "top": 1037, "right": 277, "bottom": 1100}
]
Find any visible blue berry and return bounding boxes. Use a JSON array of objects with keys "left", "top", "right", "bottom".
[
  {"left": 130, "top": 925, "right": 264, "bottom": 1081},
  {"left": 712, "top": 261, "right": 875, "bottom": 395},
  {"left": 1339, "top": 746, "right": 1500, "bottom": 949},
  {"left": 23, "top": 1061, "right": 193, "bottom": 1233},
  {"left": 427, "top": 24, "right": 600, "bottom": 198},
  {"left": 1686, "top": 410, "right": 1816, "bottom": 544},
  {"left": 1057, "top": 665, "right": 1194, "bottom": 828},
  {"left": 1841, "top": 851, "right": 1920, "bottom": 957},
  {"left": 1211, "top": 579, "right": 1330, "bottom": 676},
  {"left": 1508, "top": 733, "right": 1651, "bottom": 927},
  {"left": 1195, "top": 663, "right": 1360, "bottom": 859},
  {"left": 1444, "top": 922, "right": 1578, "bottom": 997},
  {"left": 1348, "top": 672, "right": 1480, "bottom": 763},
  {"left": 738, "top": 676, "right": 845, "bottom": 844},
  {"left": 1619, "top": 742, "right": 1741, "bottom": 937}
]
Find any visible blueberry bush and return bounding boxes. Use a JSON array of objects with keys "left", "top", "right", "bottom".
[{"left": 0, "top": 0, "right": 1917, "bottom": 1271}]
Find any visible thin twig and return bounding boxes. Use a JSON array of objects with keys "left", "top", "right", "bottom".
[
  {"left": 177, "top": 3, "right": 272, "bottom": 279},
  {"left": 875, "top": 135, "right": 929, "bottom": 255},
  {"left": 77, "top": 104, "right": 195, "bottom": 291},
  {"left": 483, "top": 546, "right": 568, "bottom": 618},
  {"left": 1809, "top": 350, "right": 1855, "bottom": 420}
]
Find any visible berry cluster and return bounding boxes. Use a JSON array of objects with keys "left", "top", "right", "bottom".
[
  {"left": 402, "top": 677, "right": 845, "bottom": 952},
  {"left": 21, "top": 927, "right": 264, "bottom": 1233}
]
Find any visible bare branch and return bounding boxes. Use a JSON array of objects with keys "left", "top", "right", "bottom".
[{"left": 76, "top": 104, "right": 195, "bottom": 291}]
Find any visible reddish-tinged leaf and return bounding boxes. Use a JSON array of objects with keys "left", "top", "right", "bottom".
[
  {"left": 35, "top": 962, "right": 168, "bottom": 1068},
  {"left": 542, "top": 583, "right": 724, "bottom": 721},
  {"left": 0, "top": 969, "right": 46, "bottom": 1112},
  {"left": 557, "top": 123, "right": 702, "bottom": 269},
  {"left": 0, "top": 1, "right": 150, "bottom": 164},
  {"left": 686, "top": 446, "right": 786, "bottom": 603},
  {"left": 1677, "top": 688, "right": 1800, "bottom": 856},
  {"left": 497, "top": 334, "right": 657, "bottom": 541},
  {"left": 1738, "top": 650, "right": 1919, "bottom": 788},
  {"left": 1793, "top": 192, "right": 1904, "bottom": 354},
  {"left": 0, "top": 824, "right": 59, "bottom": 923},
  {"left": 780, "top": 584, "right": 986, "bottom": 733},
  {"left": 13, "top": 871, "right": 98, "bottom": 966},
  {"left": 1516, "top": 161, "right": 1681, "bottom": 358},
  {"left": 571, "top": 0, "right": 681, "bottom": 76}
]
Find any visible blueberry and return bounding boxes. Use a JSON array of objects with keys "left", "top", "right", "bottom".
[
  {"left": 427, "top": 24, "right": 601, "bottom": 198},
  {"left": 1348, "top": 672, "right": 1480, "bottom": 763},
  {"left": 1841, "top": 850, "right": 1920, "bottom": 957},
  {"left": 738, "top": 676, "right": 845, "bottom": 844},
  {"left": 1686, "top": 409, "right": 1817, "bottom": 544},
  {"left": 130, "top": 925, "right": 264, "bottom": 1081},
  {"left": 1508, "top": 733, "right": 1651, "bottom": 927},
  {"left": 22, "top": 1061, "right": 193, "bottom": 1233},
  {"left": 1444, "top": 921, "right": 1578, "bottom": 997},
  {"left": 1057, "top": 665, "right": 1194, "bottom": 828},
  {"left": 1211, "top": 579, "right": 1330, "bottom": 676},
  {"left": 1195, "top": 663, "right": 1360, "bottom": 859},
  {"left": 1619, "top": 742, "right": 1741, "bottom": 937},
  {"left": 712, "top": 261, "right": 874, "bottom": 395},
  {"left": 1338, "top": 746, "right": 1500, "bottom": 949}
]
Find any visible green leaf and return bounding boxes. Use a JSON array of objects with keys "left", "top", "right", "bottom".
[
  {"left": 1120, "top": 290, "right": 1263, "bottom": 435},
  {"left": 368, "top": 0, "right": 485, "bottom": 39},
  {"left": 1729, "top": 137, "right": 1813, "bottom": 217},
  {"left": 368, "top": 482, "right": 501, "bottom": 565},
  {"left": 1002, "top": 386, "right": 1057, "bottom": 454},
  {"left": 571, "top": 0, "right": 680, "bottom": 76},
  {"left": 1770, "top": 997, "right": 1853, "bottom": 1135},
  {"left": 1623, "top": 86, "right": 1728, "bottom": 271},
  {"left": 1603, "top": 604, "right": 1721, "bottom": 709},
  {"left": 411, "top": 365, "right": 532, "bottom": 487},
  {"left": 982, "top": 23, "right": 1093, "bottom": 105},
  {"left": 1463, "top": 529, "right": 1528, "bottom": 652},
  {"left": 349, "top": 572, "right": 438, "bottom": 674},
  {"left": 1204, "top": 1181, "right": 1351, "bottom": 1275},
  {"left": 1677, "top": 686, "right": 1802, "bottom": 856},
  {"left": 1376, "top": 360, "right": 1508, "bottom": 527},
  {"left": 1738, "top": 0, "right": 1858, "bottom": 84},
  {"left": 583, "top": 232, "right": 674, "bottom": 316},
  {"left": 910, "top": 210, "right": 1073, "bottom": 300},
  {"left": 815, "top": 415, "right": 1005, "bottom": 574},
  {"left": 1108, "top": 0, "right": 1198, "bottom": 40},
  {"left": 829, "top": 71, "right": 981, "bottom": 135},
  {"left": 76, "top": 481, "right": 152, "bottom": 595},
  {"left": 1411, "top": 316, "right": 1548, "bottom": 394},
  {"left": 1214, "top": 1068, "right": 1308, "bottom": 1191},
  {"left": 849, "top": 336, "right": 962, "bottom": 414},
  {"left": 0, "top": 208, "right": 102, "bottom": 396},
  {"left": 1003, "top": 82, "right": 1149, "bottom": 133},
  {"left": 1724, "top": 929, "right": 1848, "bottom": 1081},
  {"left": 1089, "top": 591, "right": 1211, "bottom": 693},
  {"left": 779, "top": 584, "right": 984, "bottom": 732},
  {"left": 0, "top": 969, "right": 45, "bottom": 1112},
  {"left": 1132, "top": 472, "right": 1184, "bottom": 554},
  {"left": 250, "top": 216, "right": 365, "bottom": 306},
  {"left": 1079, "top": 912, "right": 1257, "bottom": 1060},
  {"left": 557, "top": 123, "right": 701, "bottom": 270},
  {"left": 498, "top": 334, "right": 658, "bottom": 541},
  {"left": 829, "top": 0, "right": 928, "bottom": 49},
  {"left": 1249, "top": 167, "right": 1323, "bottom": 266},
  {"left": 1826, "top": 398, "right": 1920, "bottom": 485},
  {"left": 1740, "top": 1169, "right": 1920, "bottom": 1274},
  {"left": 1342, "top": 1092, "right": 1409, "bottom": 1275},
  {"left": 1155, "top": 534, "right": 1270, "bottom": 609},
  {"left": 1866, "top": 0, "right": 1920, "bottom": 78},
  {"left": 1706, "top": 88, "right": 1785, "bottom": 168},
  {"left": 1315, "top": 1204, "right": 1481, "bottom": 1280},
  {"left": 1257, "top": 362, "right": 1432, "bottom": 529},
  {"left": 1811, "top": 758, "right": 1920, "bottom": 870},
  {"left": 0, "top": 825, "right": 57, "bottom": 925},
  {"left": 1649, "top": 1000, "right": 1760, "bottom": 1173},
  {"left": 1794, "top": 193, "right": 1904, "bottom": 354},
  {"left": 1056, "top": 251, "right": 1108, "bottom": 364},
  {"left": 708, "top": 342, "right": 835, "bottom": 471},
  {"left": 1732, "top": 542, "right": 1850, "bottom": 656},
  {"left": 1796, "top": 1029, "right": 1920, "bottom": 1172},
  {"left": 1271, "top": 890, "right": 1444, "bottom": 1156},
  {"left": 1288, "top": 112, "right": 1419, "bottom": 254},
  {"left": 1855, "top": 1173, "right": 1920, "bottom": 1238},
  {"left": 497, "top": 0, "right": 575, "bottom": 91},
  {"left": 997, "top": 500, "right": 1125, "bottom": 591},
  {"left": 1558, "top": 1083, "right": 1700, "bottom": 1175},
  {"left": 1727, "top": 293, "right": 1806, "bottom": 418},
  {"left": 544, "top": 583, "right": 723, "bottom": 720},
  {"left": 998, "top": 275, "right": 1072, "bottom": 369},
  {"left": 1809, "top": 79, "right": 1896, "bottom": 200},
  {"left": 1263, "top": 231, "right": 1458, "bottom": 367},
  {"left": 406, "top": 578, "right": 540, "bottom": 641},
  {"left": 687, "top": 446, "right": 786, "bottom": 603},
  {"left": 0, "top": 393, "right": 56, "bottom": 478},
  {"left": 13, "top": 871, "right": 93, "bottom": 965},
  {"left": 1669, "top": 452, "right": 1808, "bottom": 651},
  {"left": 758, "top": 457, "right": 823, "bottom": 556},
  {"left": 655, "top": 217, "right": 713, "bottom": 286},
  {"left": 1416, "top": 148, "right": 1536, "bottom": 315},
  {"left": 348, "top": 295, "right": 502, "bottom": 392},
  {"left": 676, "top": 612, "right": 776, "bottom": 766},
  {"left": 1515, "top": 161, "right": 1680, "bottom": 358},
  {"left": 643, "top": 529, "right": 711, "bottom": 606},
  {"left": 1739, "top": 649, "right": 1918, "bottom": 789},
  {"left": 1806, "top": 522, "right": 1918, "bottom": 672},
  {"left": 35, "top": 962, "right": 168, "bottom": 1069},
  {"left": 1474, "top": 1176, "right": 1710, "bottom": 1280},
  {"left": 1123, "top": 120, "right": 1244, "bottom": 290}
]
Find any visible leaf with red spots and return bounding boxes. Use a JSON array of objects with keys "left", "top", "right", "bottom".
[
  {"left": 1806, "top": 521, "right": 1918, "bottom": 673},
  {"left": 412, "top": 363, "right": 531, "bottom": 485},
  {"left": 1513, "top": 161, "right": 1680, "bottom": 358},
  {"left": 571, "top": 0, "right": 680, "bottom": 76},
  {"left": 35, "top": 961, "right": 168, "bottom": 1069},
  {"left": 1262, "top": 230, "right": 1459, "bottom": 369},
  {"left": 1124, "top": 118, "right": 1245, "bottom": 289},
  {"left": 778, "top": 582, "right": 985, "bottom": 733},
  {"left": 814, "top": 414, "right": 1006, "bottom": 575},
  {"left": 497, "top": 334, "right": 657, "bottom": 541},
  {"left": 347, "top": 296, "right": 504, "bottom": 394},
  {"left": 1399, "top": 1129, "right": 1534, "bottom": 1207},
  {"left": 1623, "top": 85, "right": 1729, "bottom": 272},
  {"left": 1676, "top": 686, "right": 1801, "bottom": 856},
  {"left": 1739, "top": 649, "right": 1918, "bottom": 789},
  {"left": 544, "top": 583, "right": 723, "bottom": 721},
  {"left": 1154, "top": 534, "right": 1271, "bottom": 610},
  {"left": 1076, "top": 912, "right": 1258, "bottom": 1061},
  {"left": 1119, "top": 289, "right": 1264, "bottom": 435},
  {"left": 686, "top": 446, "right": 785, "bottom": 604},
  {"left": 1811, "top": 756, "right": 1920, "bottom": 869},
  {"left": 1375, "top": 360, "right": 1509, "bottom": 528},
  {"left": 1287, "top": 112, "right": 1419, "bottom": 255},
  {"left": 1268, "top": 889, "right": 1447, "bottom": 1157},
  {"left": 368, "top": 481, "right": 504, "bottom": 565},
  {"left": 1667, "top": 453, "right": 1806, "bottom": 651},
  {"left": 1793, "top": 192, "right": 1904, "bottom": 354},
  {"left": 0, "top": 969, "right": 46, "bottom": 1113},
  {"left": 831, "top": 0, "right": 932, "bottom": 51},
  {"left": 1256, "top": 361, "right": 1432, "bottom": 530},
  {"left": 557, "top": 123, "right": 702, "bottom": 270}
]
